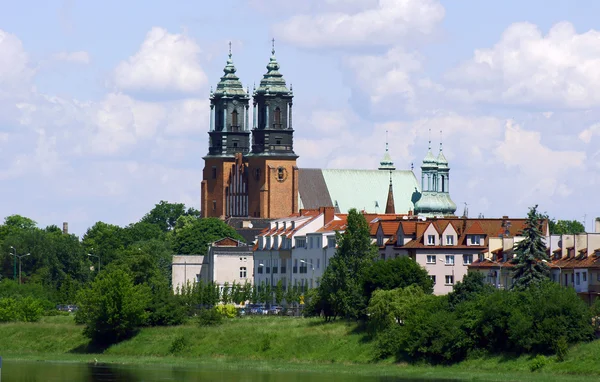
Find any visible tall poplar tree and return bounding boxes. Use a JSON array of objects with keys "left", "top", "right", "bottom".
[{"left": 511, "top": 205, "right": 551, "bottom": 290}]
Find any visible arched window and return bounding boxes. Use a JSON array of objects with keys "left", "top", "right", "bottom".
[
  {"left": 274, "top": 107, "right": 281, "bottom": 127},
  {"left": 231, "top": 109, "right": 239, "bottom": 128}
]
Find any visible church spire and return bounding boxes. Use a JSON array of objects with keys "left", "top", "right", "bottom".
[
  {"left": 378, "top": 130, "right": 396, "bottom": 171},
  {"left": 385, "top": 171, "right": 395, "bottom": 214}
]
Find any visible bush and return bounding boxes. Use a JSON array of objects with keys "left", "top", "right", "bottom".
[
  {"left": 215, "top": 304, "right": 237, "bottom": 318},
  {"left": 554, "top": 336, "right": 569, "bottom": 362},
  {"left": 529, "top": 355, "right": 548, "bottom": 372},
  {"left": 198, "top": 308, "right": 222, "bottom": 326},
  {"left": 17, "top": 296, "right": 44, "bottom": 322},
  {"left": 169, "top": 335, "right": 189, "bottom": 354},
  {"left": 0, "top": 297, "right": 19, "bottom": 322}
]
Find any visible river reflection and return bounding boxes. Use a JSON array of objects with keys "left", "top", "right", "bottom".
[{"left": 2, "top": 361, "right": 456, "bottom": 382}]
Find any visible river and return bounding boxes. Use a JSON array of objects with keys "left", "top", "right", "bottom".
[{"left": 0, "top": 361, "right": 457, "bottom": 382}]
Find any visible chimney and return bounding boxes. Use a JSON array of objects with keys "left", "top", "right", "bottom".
[
  {"left": 62, "top": 222, "right": 68, "bottom": 235},
  {"left": 319, "top": 206, "right": 335, "bottom": 224},
  {"left": 596, "top": 217, "right": 600, "bottom": 234}
]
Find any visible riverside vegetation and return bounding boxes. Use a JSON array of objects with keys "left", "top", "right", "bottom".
[{"left": 0, "top": 202, "right": 599, "bottom": 379}]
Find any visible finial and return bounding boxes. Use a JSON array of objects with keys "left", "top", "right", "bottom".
[
  {"left": 439, "top": 129, "right": 443, "bottom": 152},
  {"left": 271, "top": 38, "right": 275, "bottom": 55},
  {"left": 389, "top": 170, "right": 392, "bottom": 185},
  {"left": 290, "top": 83, "right": 293, "bottom": 91},
  {"left": 228, "top": 41, "right": 232, "bottom": 58},
  {"left": 411, "top": 162, "right": 414, "bottom": 171},
  {"left": 210, "top": 85, "right": 213, "bottom": 94},
  {"left": 385, "top": 130, "right": 389, "bottom": 152},
  {"left": 428, "top": 128, "right": 431, "bottom": 150}
]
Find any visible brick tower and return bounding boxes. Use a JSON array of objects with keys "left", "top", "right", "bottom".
[
  {"left": 247, "top": 41, "right": 299, "bottom": 218},
  {"left": 201, "top": 45, "right": 251, "bottom": 218}
]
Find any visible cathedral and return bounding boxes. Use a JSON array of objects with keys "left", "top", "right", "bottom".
[{"left": 201, "top": 43, "right": 457, "bottom": 219}]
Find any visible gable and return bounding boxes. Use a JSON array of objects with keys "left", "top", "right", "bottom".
[{"left": 213, "top": 237, "right": 241, "bottom": 247}]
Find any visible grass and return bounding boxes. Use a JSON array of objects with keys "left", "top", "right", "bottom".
[{"left": 2, "top": 315, "right": 600, "bottom": 381}]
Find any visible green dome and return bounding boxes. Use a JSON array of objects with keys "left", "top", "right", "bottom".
[
  {"left": 255, "top": 47, "right": 291, "bottom": 95},
  {"left": 421, "top": 148, "right": 438, "bottom": 170},
  {"left": 378, "top": 142, "right": 396, "bottom": 171},
  {"left": 414, "top": 191, "right": 457, "bottom": 216},
  {"left": 436, "top": 150, "right": 449, "bottom": 170},
  {"left": 213, "top": 50, "right": 248, "bottom": 98}
]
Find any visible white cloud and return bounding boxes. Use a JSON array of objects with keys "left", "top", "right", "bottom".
[
  {"left": 52, "top": 51, "right": 91, "bottom": 64},
  {"left": 164, "top": 98, "right": 209, "bottom": 136},
  {"left": 274, "top": 0, "right": 444, "bottom": 48},
  {"left": 0, "top": 29, "right": 35, "bottom": 94},
  {"left": 446, "top": 22, "right": 600, "bottom": 108},
  {"left": 112, "top": 27, "right": 208, "bottom": 95},
  {"left": 579, "top": 122, "right": 600, "bottom": 144}
]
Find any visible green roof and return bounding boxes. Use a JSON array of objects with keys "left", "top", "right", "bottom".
[
  {"left": 255, "top": 48, "right": 291, "bottom": 95},
  {"left": 213, "top": 52, "right": 248, "bottom": 98},
  {"left": 298, "top": 169, "right": 420, "bottom": 214}
]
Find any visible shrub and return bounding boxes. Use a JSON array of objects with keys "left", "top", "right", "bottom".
[
  {"left": 215, "top": 304, "right": 237, "bottom": 318},
  {"left": 17, "top": 296, "right": 44, "bottom": 322},
  {"left": 198, "top": 308, "right": 222, "bottom": 326},
  {"left": 0, "top": 297, "right": 19, "bottom": 322},
  {"left": 169, "top": 335, "right": 189, "bottom": 354},
  {"left": 554, "top": 336, "right": 569, "bottom": 362},
  {"left": 529, "top": 355, "right": 548, "bottom": 372}
]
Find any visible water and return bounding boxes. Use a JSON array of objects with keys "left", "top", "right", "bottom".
[{"left": 0, "top": 361, "right": 455, "bottom": 382}]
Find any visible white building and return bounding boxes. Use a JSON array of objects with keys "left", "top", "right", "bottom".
[{"left": 172, "top": 237, "right": 253, "bottom": 292}]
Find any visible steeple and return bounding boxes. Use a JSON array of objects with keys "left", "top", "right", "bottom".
[
  {"left": 378, "top": 130, "right": 396, "bottom": 171},
  {"left": 436, "top": 130, "right": 449, "bottom": 170},
  {"left": 250, "top": 40, "right": 296, "bottom": 157},
  {"left": 205, "top": 43, "right": 251, "bottom": 157},
  {"left": 385, "top": 172, "right": 395, "bottom": 214}
]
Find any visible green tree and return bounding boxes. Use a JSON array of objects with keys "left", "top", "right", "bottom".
[
  {"left": 315, "top": 209, "right": 378, "bottom": 319},
  {"left": 367, "top": 285, "right": 427, "bottom": 330},
  {"left": 140, "top": 200, "right": 199, "bottom": 232},
  {"left": 171, "top": 217, "right": 244, "bottom": 255},
  {"left": 550, "top": 219, "right": 586, "bottom": 235},
  {"left": 81, "top": 221, "right": 125, "bottom": 268},
  {"left": 274, "top": 280, "right": 284, "bottom": 305},
  {"left": 448, "top": 271, "right": 494, "bottom": 309},
  {"left": 362, "top": 256, "right": 433, "bottom": 298},
  {"left": 76, "top": 269, "right": 150, "bottom": 344},
  {"left": 512, "top": 205, "right": 551, "bottom": 290}
]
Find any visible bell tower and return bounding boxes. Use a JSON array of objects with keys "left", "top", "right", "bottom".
[
  {"left": 247, "top": 40, "right": 299, "bottom": 218},
  {"left": 201, "top": 44, "right": 251, "bottom": 218}
]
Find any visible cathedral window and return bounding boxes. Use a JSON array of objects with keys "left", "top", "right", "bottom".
[
  {"left": 255, "top": 168, "right": 261, "bottom": 180},
  {"left": 274, "top": 107, "right": 281, "bottom": 127},
  {"left": 212, "top": 200, "right": 217, "bottom": 211},
  {"left": 212, "top": 166, "right": 217, "bottom": 179},
  {"left": 231, "top": 109, "right": 239, "bottom": 128},
  {"left": 277, "top": 167, "right": 285, "bottom": 181}
]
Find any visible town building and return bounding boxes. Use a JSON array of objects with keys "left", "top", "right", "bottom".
[{"left": 172, "top": 237, "right": 253, "bottom": 292}]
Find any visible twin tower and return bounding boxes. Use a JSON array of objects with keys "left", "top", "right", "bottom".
[{"left": 201, "top": 43, "right": 298, "bottom": 219}]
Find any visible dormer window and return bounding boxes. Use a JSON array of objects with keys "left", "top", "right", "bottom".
[
  {"left": 377, "top": 235, "right": 384, "bottom": 246},
  {"left": 470, "top": 235, "right": 481, "bottom": 245},
  {"left": 446, "top": 235, "right": 454, "bottom": 245},
  {"left": 427, "top": 234, "right": 435, "bottom": 245}
]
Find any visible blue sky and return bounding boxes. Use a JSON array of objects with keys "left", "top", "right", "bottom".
[{"left": 0, "top": 0, "right": 599, "bottom": 236}]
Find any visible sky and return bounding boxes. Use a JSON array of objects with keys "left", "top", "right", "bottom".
[{"left": 1, "top": 0, "right": 599, "bottom": 236}]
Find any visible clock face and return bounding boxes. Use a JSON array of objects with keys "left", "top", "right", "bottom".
[{"left": 276, "top": 166, "right": 288, "bottom": 182}]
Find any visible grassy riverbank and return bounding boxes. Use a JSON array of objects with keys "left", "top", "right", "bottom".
[{"left": 2, "top": 315, "right": 600, "bottom": 381}]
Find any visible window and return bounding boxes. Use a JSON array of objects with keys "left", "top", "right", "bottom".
[
  {"left": 293, "top": 259, "right": 298, "bottom": 274},
  {"left": 278, "top": 167, "right": 285, "bottom": 181},
  {"left": 583, "top": 272, "right": 587, "bottom": 282},
  {"left": 427, "top": 235, "right": 435, "bottom": 245},
  {"left": 445, "top": 275, "right": 454, "bottom": 285},
  {"left": 310, "top": 237, "right": 314, "bottom": 249},
  {"left": 231, "top": 109, "right": 238, "bottom": 127},
  {"left": 377, "top": 235, "right": 384, "bottom": 246},
  {"left": 429, "top": 275, "right": 436, "bottom": 285},
  {"left": 317, "top": 259, "right": 320, "bottom": 269},
  {"left": 240, "top": 267, "right": 247, "bottom": 278},
  {"left": 255, "top": 168, "right": 261, "bottom": 180},
  {"left": 211, "top": 166, "right": 217, "bottom": 179},
  {"left": 281, "top": 259, "right": 287, "bottom": 274},
  {"left": 273, "top": 259, "right": 278, "bottom": 274},
  {"left": 426, "top": 255, "right": 436, "bottom": 264},
  {"left": 576, "top": 272, "right": 580, "bottom": 285},
  {"left": 463, "top": 254, "right": 473, "bottom": 265},
  {"left": 212, "top": 200, "right": 217, "bottom": 211},
  {"left": 195, "top": 274, "right": 201, "bottom": 283},
  {"left": 258, "top": 265, "right": 263, "bottom": 274},
  {"left": 296, "top": 238, "right": 306, "bottom": 248},
  {"left": 274, "top": 107, "right": 281, "bottom": 126},
  {"left": 445, "top": 255, "right": 455, "bottom": 265},
  {"left": 266, "top": 237, "right": 271, "bottom": 249},
  {"left": 328, "top": 237, "right": 336, "bottom": 248},
  {"left": 470, "top": 235, "right": 481, "bottom": 245},
  {"left": 446, "top": 235, "right": 454, "bottom": 245}
]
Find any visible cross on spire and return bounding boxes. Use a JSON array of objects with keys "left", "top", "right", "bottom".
[
  {"left": 439, "top": 129, "right": 443, "bottom": 151},
  {"left": 428, "top": 128, "right": 432, "bottom": 150},
  {"left": 385, "top": 130, "right": 389, "bottom": 152},
  {"left": 228, "top": 41, "right": 232, "bottom": 58},
  {"left": 271, "top": 38, "right": 275, "bottom": 55}
]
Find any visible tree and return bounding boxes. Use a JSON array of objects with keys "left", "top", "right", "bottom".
[
  {"left": 274, "top": 280, "right": 284, "bottom": 305},
  {"left": 76, "top": 269, "right": 150, "bottom": 344},
  {"left": 511, "top": 205, "right": 551, "bottom": 290},
  {"left": 171, "top": 217, "right": 244, "bottom": 255},
  {"left": 140, "top": 200, "right": 199, "bottom": 232},
  {"left": 448, "top": 271, "right": 494, "bottom": 309},
  {"left": 82, "top": 222, "right": 125, "bottom": 267},
  {"left": 367, "top": 285, "right": 427, "bottom": 330},
  {"left": 550, "top": 219, "right": 585, "bottom": 235},
  {"left": 362, "top": 256, "right": 433, "bottom": 298},
  {"left": 315, "top": 209, "right": 378, "bottom": 320}
]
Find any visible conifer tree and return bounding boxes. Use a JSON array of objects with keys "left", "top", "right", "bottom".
[{"left": 511, "top": 205, "right": 550, "bottom": 290}]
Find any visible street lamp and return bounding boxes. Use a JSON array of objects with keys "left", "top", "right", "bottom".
[
  {"left": 300, "top": 260, "right": 315, "bottom": 289},
  {"left": 10, "top": 252, "right": 30, "bottom": 285},
  {"left": 9, "top": 246, "right": 16, "bottom": 281},
  {"left": 542, "top": 259, "right": 561, "bottom": 286},
  {"left": 88, "top": 253, "right": 100, "bottom": 273}
]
